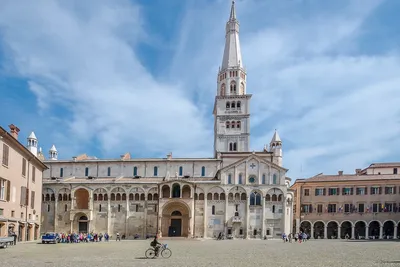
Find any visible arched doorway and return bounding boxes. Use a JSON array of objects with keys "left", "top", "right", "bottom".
[
  {"left": 340, "top": 221, "right": 352, "bottom": 239},
  {"left": 300, "top": 221, "right": 311, "bottom": 236},
  {"left": 18, "top": 224, "right": 24, "bottom": 242},
  {"left": 327, "top": 221, "right": 338, "bottom": 239},
  {"left": 354, "top": 221, "right": 366, "bottom": 239},
  {"left": 313, "top": 221, "right": 324, "bottom": 239},
  {"left": 369, "top": 221, "right": 380, "bottom": 239},
  {"left": 383, "top": 221, "right": 395, "bottom": 238},
  {"left": 78, "top": 215, "right": 89, "bottom": 233},
  {"left": 161, "top": 201, "right": 190, "bottom": 237}
]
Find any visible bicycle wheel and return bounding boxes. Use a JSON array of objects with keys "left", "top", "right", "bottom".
[
  {"left": 161, "top": 248, "right": 172, "bottom": 258},
  {"left": 145, "top": 248, "right": 156, "bottom": 259}
]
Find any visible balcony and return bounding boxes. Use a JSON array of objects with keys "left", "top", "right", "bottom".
[{"left": 232, "top": 216, "right": 242, "bottom": 223}]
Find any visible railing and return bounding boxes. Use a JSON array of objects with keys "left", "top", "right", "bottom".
[{"left": 232, "top": 216, "right": 242, "bottom": 223}]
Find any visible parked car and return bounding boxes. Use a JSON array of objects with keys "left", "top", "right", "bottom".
[{"left": 41, "top": 232, "right": 59, "bottom": 244}]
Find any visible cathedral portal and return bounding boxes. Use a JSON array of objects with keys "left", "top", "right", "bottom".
[{"left": 161, "top": 201, "right": 190, "bottom": 237}]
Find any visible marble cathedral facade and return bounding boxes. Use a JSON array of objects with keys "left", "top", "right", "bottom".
[{"left": 40, "top": 2, "right": 294, "bottom": 239}]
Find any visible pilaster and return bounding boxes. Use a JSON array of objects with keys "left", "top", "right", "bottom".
[
  {"left": 203, "top": 197, "right": 208, "bottom": 238},
  {"left": 351, "top": 226, "right": 355, "bottom": 239},
  {"left": 246, "top": 196, "right": 250, "bottom": 239},
  {"left": 261, "top": 196, "right": 265, "bottom": 238},
  {"left": 107, "top": 196, "right": 111, "bottom": 234}
]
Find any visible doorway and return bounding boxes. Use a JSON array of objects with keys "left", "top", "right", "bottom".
[
  {"left": 169, "top": 219, "right": 182, "bottom": 236},
  {"left": 78, "top": 215, "right": 89, "bottom": 233}
]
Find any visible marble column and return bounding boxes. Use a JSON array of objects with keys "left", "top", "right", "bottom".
[
  {"left": 143, "top": 197, "right": 147, "bottom": 239},
  {"left": 261, "top": 196, "right": 265, "bottom": 238},
  {"left": 394, "top": 226, "right": 398, "bottom": 239},
  {"left": 54, "top": 197, "right": 58, "bottom": 232},
  {"left": 379, "top": 226, "right": 383, "bottom": 239},
  {"left": 365, "top": 226, "right": 369, "bottom": 239},
  {"left": 351, "top": 226, "right": 355, "bottom": 239},
  {"left": 70, "top": 220, "right": 73, "bottom": 233},
  {"left": 203, "top": 197, "right": 208, "bottom": 238},
  {"left": 246, "top": 196, "right": 250, "bottom": 239},
  {"left": 224, "top": 197, "right": 229, "bottom": 235},
  {"left": 310, "top": 225, "right": 314, "bottom": 239},
  {"left": 295, "top": 218, "right": 300, "bottom": 233},
  {"left": 107, "top": 196, "right": 111, "bottom": 234},
  {"left": 190, "top": 198, "right": 195, "bottom": 237},
  {"left": 324, "top": 225, "right": 328, "bottom": 239},
  {"left": 337, "top": 226, "right": 341, "bottom": 239},
  {"left": 125, "top": 196, "right": 129, "bottom": 237}
]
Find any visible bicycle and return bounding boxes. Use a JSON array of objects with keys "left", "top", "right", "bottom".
[{"left": 145, "top": 244, "right": 172, "bottom": 259}]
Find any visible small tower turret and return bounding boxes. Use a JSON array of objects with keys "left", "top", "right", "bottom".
[
  {"left": 27, "top": 131, "right": 38, "bottom": 156},
  {"left": 270, "top": 130, "right": 282, "bottom": 166},
  {"left": 49, "top": 145, "right": 58, "bottom": 160},
  {"left": 37, "top": 147, "right": 45, "bottom": 161}
]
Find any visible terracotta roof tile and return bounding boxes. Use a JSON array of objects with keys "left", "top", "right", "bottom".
[{"left": 297, "top": 174, "right": 400, "bottom": 183}]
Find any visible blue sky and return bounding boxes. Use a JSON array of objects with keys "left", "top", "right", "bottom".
[{"left": 1, "top": 0, "right": 400, "bottom": 180}]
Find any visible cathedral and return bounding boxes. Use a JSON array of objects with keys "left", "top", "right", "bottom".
[{"left": 38, "top": 1, "right": 294, "bottom": 239}]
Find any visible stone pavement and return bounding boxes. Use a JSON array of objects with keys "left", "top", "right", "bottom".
[{"left": 1, "top": 239, "right": 400, "bottom": 267}]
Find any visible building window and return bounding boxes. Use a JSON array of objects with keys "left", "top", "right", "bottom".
[
  {"left": 212, "top": 205, "right": 215, "bottom": 215},
  {"left": 233, "top": 142, "right": 237, "bottom": 151},
  {"left": 301, "top": 204, "right": 312, "bottom": 213},
  {"left": 154, "top": 166, "right": 158, "bottom": 176},
  {"left": 250, "top": 192, "right": 261, "bottom": 206},
  {"left": 85, "top": 167, "right": 89, "bottom": 176},
  {"left": 328, "top": 188, "right": 339, "bottom": 196},
  {"left": 356, "top": 187, "right": 366, "bottom": 195},
  {"left": 201, "top": 166, "right": 205, "bottom": 177},
  {"left": 0, "top": 179, "right": 5, "bottom": 200},
  {"left": 344, "top": 203, "right": 351, "bottom": 213},
  {"left": 358, "top": 203, "right": 365, "bottom": 213},
  {"left": 236, "top": 121, "right": 241, "bottom": 129},
  {"left": 118, "top": 204, "right": 121, "bottom": 212},
  {"left": 262, "top": 174, "right": 266, "bottom": 184},
  {"left": 272, "top": 205, "right": 275, "bottom": 213},
  {"left": 272, "top": 174, "right": 277, "bottom": 184},
  {"left": 107, "top": 167, "right": 111, "bottom": 176},
  {"left": 47, "top": 205, "right": 50, "bottom": 212},
  {"left": 226, "top": 121, "right": 230, "bottom": 129},
  {"left": 237, "top": 101, "right": 241, "bottom": 109},
  {"left": 226, "top": 102, "right": 230, "bottom": 109},
  {"left": 342, "top": 188, "right": 353, "bottom": 195},
  {"left": 317, "top": 204, "right": 323, "bottom": 213},
  {"left": 99, "top": 204, "right": 102, "bottom": 212},
  {"left": 228, "top": 174, "right": 232, "bottom": 184},
  {"left": 0, "top": 209, "right": 3, "bottom": 216},
  {"left": 65, "top": 204, "right": 68, "bottom": 212},
  {"left": 32, "top": 166, "right": 36, "bottom": 183},
  {"left": 22, "top": 158, "right": 27, "bottom": 177},
  {"left": 394, "top": 168, "right": 398, "bottom": 174},
  {"left": 133, "top": 166, "right": 138, "bottom": 176},
  {"left": 238, "top": 174, "right": 243, "bottom": 184},
  {"left": 179, "top": 166, "right": 183, "bottom": 176},
  {"left": 370, "top": 187, "right": 381, "bottom": 195},
  {"left": 60, "top": 168, "right": 64, "bottom": 178},
  {"left": 372, "top": 203, "right": 379, "bottom": 213},
  {"left": 304, "top": 189, "right": 310, "bottom": 196},
  {"left": 327, "top": 204, "right": 336, "bottom": 213},
  {"left": 384, "top": 203, "right": 393, "bottom": 212},
  {"left": 2, "top": 144, "right": 9, "bottom": 166},
  {"left": 315, "top": 188, "right": 325, "bottom": 196},
  {"left": 385, "top": 186, "right": 396, "bottom": 194}
]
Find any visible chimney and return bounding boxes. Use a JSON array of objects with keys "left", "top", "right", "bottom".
[
  {"left": 8, "top": 124, "right": 20, "bottom": 140},
  {"left": 338, "top": 171, "right": 343, "bottom": 176},
  {"left": 355, "top": 169, "right": 361, "bottom": 175}
]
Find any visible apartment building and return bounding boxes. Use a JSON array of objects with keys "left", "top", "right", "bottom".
[
  {"left": 291, "top": 163, "right": 400, "bottom": 240},
  {"left": 0, "top": 124, "right": 47, "bottom": 241}
]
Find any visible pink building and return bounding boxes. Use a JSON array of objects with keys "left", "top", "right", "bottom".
[
  {"left": 0, "top": 124, "right": 47, "bottom": 241},
  {"left": 291, "top": 163, "right": 400, "bottom": 239}
]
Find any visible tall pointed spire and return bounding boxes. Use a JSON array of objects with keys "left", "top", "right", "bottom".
[{"left": 221, "top": 0, "right": 243, "bottom": 70}]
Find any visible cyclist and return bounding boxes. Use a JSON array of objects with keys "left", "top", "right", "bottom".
[{"left": 150, "top": 235, "right": 162, "bottom": 256}]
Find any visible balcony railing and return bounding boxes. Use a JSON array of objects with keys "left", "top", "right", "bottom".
[{"left": 232, "top": 216, "right": 242, "bottom": 223}]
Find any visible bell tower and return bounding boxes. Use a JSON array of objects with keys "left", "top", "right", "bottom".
[{"left": 213, "top": 1, "right": 251, "bottom": 156}]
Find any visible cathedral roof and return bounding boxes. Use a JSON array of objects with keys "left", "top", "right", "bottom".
[{"left": 221, "top": 1, "right": 243, "bottom": 70}]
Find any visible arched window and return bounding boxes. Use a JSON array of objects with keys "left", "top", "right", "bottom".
[
  {"left": 154, "top": 166, "right": 158, "bottom": 176},
  {"left": 226, "top": 102, "right": 230, "bottom": 109},
  {"left": 64, "top": 204, "right": 67, "bottom": 212},
  {"left": 226, "top": 121, "right": 230, "bottom": 129},
  {"left": 212, "top": 205, "right": 215, "bottom": 215},
  {"left": 273, "top": 174, "right": 277, "bottom": 184},
  {"left": 229, "top": 143, "right": 233, "bottom": 151},
  {"left": 256, "top": 194, "right": 261, "bottom": 205},
  {"left": 118, "top": 204, "right": 121, "bottom": 212},
  {"left": 201, "top": 166, "right": 205, "bottom": 177},
  {"left": 238, "top": 174, "right": 243, "bottom": 184},
  {"left": 230, "top": 81, "right": 236, "bottom": 94},
  {"left": 107, "top": 167, "right": 111, "bottom": 176},
  {"left": 237, "top": 101, "right": 241, "bottom": 109},
  {"left": 231, "top": 121, "right": 235, "bottom": 128},
  {"left": 99, "top": 204, "right": 102, "bottom": 212},
  {"left": 236, "top": 121, "right": 241, "bottom": 129},
  {"left": 231, "top": 102, "right": 236, "bottom": 108},
  {"left": 228, "top": 174, "right": 232, "bottom": 184},
  {"left": 262, "top": 174, "right": 266, "bottom": 184},
  {"left": 133, "top": 166, "right": 138, "bottom": 176},
  {"left": 179, "top": 166, "right": 183, "bottom": 176},
  {"left": 172, "top": 184, "right": 181, "bottom": 198},
  {"left": 233, "top": 142, "right": 237, "bottom": 151},
  {"left": 240, "top": 82, "right": 244, "bottom": 94},
  {"left": 47, "top": 204, "right": 50, "bottom": 212},
  {"left": 272, "top": 205, "right": 275, "bottom": 213},
  {"left": 250, "top": 192, "right": 256, "bottom": 205},
  {"left": 221, "top": 84, "right": 226, "bottom": 96},
  {"left": 85, "top": 167, "right": 89, "bottom": 176}
]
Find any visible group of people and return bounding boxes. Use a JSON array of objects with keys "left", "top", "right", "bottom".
[
  {"left": 58, "top": 232, "right": 111, "bottom": 243},
  {"left": 282, "top": 232, "right": 310, "bottom": 243}
]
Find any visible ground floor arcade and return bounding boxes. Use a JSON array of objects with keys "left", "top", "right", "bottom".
[
  {"left": 0, "top": 220, "right": 40, "bottom": 241},
  {"left": 297, "top": 220, "right": 400, "bottom": 239}
]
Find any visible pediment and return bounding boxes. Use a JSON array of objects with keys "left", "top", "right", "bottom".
[{"left": 220, "top": 153, "right": 287, "bottom": 174}]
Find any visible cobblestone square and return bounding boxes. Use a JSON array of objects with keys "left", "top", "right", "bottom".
[{"left": 1, "top": 239, "right": 400, "bottom": 267}]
